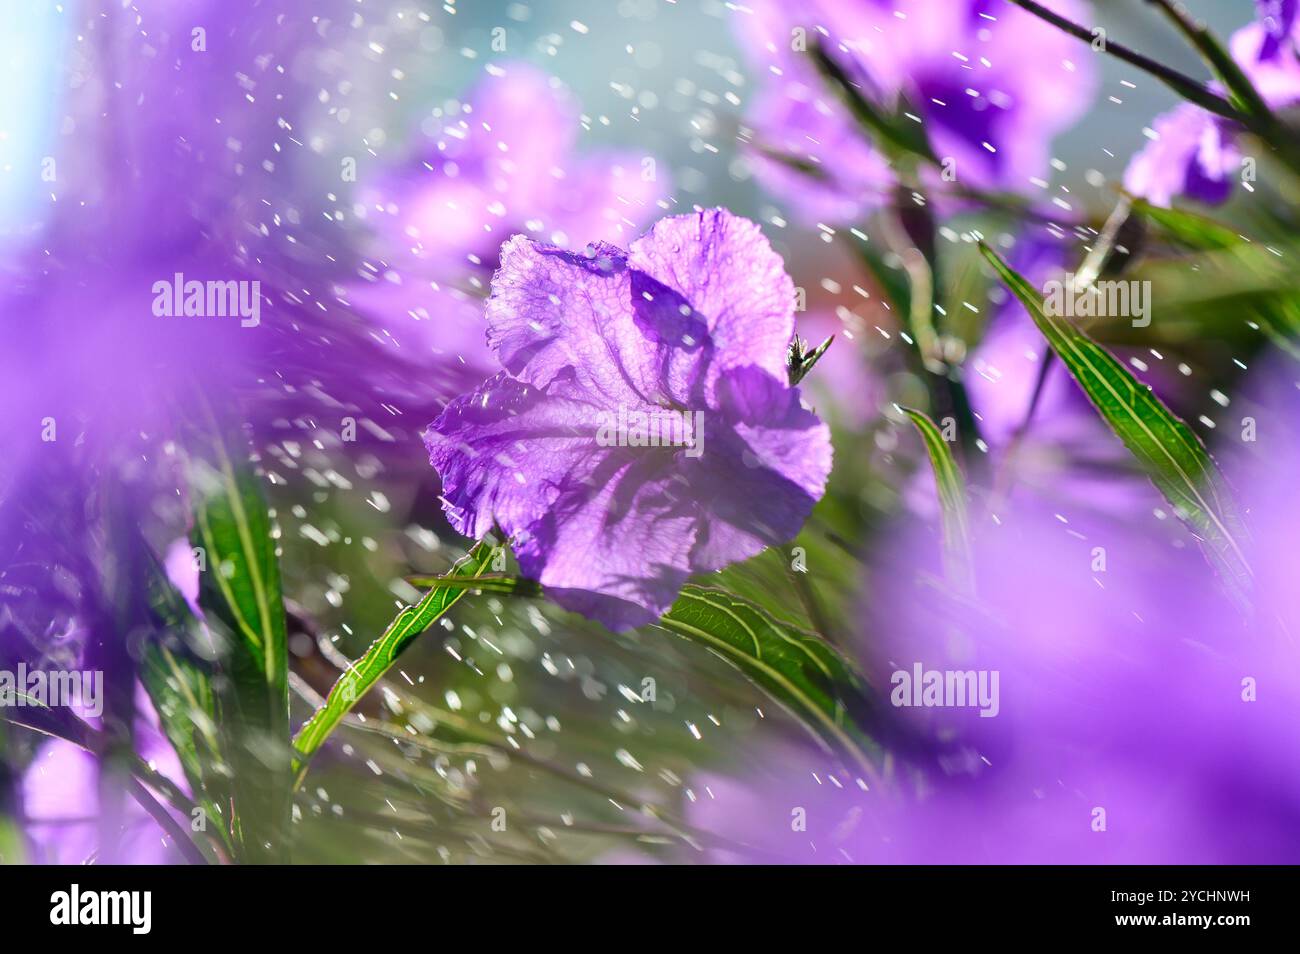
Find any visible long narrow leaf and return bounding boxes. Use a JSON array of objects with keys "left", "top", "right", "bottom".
[
  {"left": 979, "top": 243, "right": 1253, "bottom": 604},
  {"left": 366, "top": 569, "right": 883, "bottom": 774},
  {"left": 1128, "top": 197, "right": 1243, "bottom": 251},
  {"left": 899, "top": 406, "right": 974, "bottom": 594},
  {"left": 184, "top": 412, "right": 291, "bottom": 861},
  {"left": 187, "top": 424, "right": 289, "bottom": 723},
  {"left": 291, "top": 542, "right": 500, "bottom": 782},
  {"left": 658, "top": 586, "right": 882, "bottom": 773},
  {"left": 403, "top": 573, "right": 541, "bottom": 597}
]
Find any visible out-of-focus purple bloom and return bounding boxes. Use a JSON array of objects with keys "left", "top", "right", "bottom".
[
  {"left": 1234, "top": 8, "right": 1300, "bottom": 105},
  {"left": 0, "top": 0, "right": 390, "bottom": 661},
  {"left": 1122, "top": 104, "right": 1242, "bottom": 208},
  {"left": 733, "top": 0, "right": 1098, "bottom": 223},
  {"left": 683, "top": 371, "right": 1300, "bottom": 863},
  {"left": 361, "top": 63, "right": 665, "bottom": 273},
  {"left": 0, "top": 1, "right": 390, "bottom": 854},
  {"left": 350, "top": 63, "right": 668, "bottom": 388},
  {"left": 1254, "top": 0, "right": 1299, "bottom": 69},
  {"left": 426, "top": 209, "right": 832, "bottom": 630},
  {"left": 741, "top": 63, "right": 895, "bottom": 225},
  {"left": 1125, "top": 5, "right": 1300, "bottom": 207},
  {"left": 22, "top": 688, "right": 189, "bottom": 865}
]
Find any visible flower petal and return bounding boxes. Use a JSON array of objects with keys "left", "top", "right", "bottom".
[
  {"left": 688, "top": 366, "right": 832, "bottom": 570},
  {"left": 426, "top": 372, "right": 607, "bottom": 541},
  {"left": 629, "top": 209, "right": 795, "bottom": 386},
  {"left": 486, "top": 238, "right": 651, "bottom": 403},
  {"left": 517, "top": 451, "right": 698, "bottom": 630},
  {"left": 426, "top": 373, "right": 698, "bottom": 630}
]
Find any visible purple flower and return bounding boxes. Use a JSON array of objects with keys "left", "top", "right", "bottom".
[
  {"left": 350, "top": 63, "right": 668, "bottom": 391},
  {"left": 426, "top": 209, "right": 833, "bottom": 630},
  {"left": 1122, "top": 104, "right": 1243, "bottom": 208},
  {"left": 361, "top": 62, "right": 666, "bottom": 275},
  {"left": 1255, "top": 0, "right": 1298, "bottom": 64},
  {"left": 733, "top": 0, "right": 1098, "bottom": 223},
  {"left": 1125, "top": 5, "right": 1300, "bottom": 207},
  {"left": 0, "top": 1, "right": 397, "bottom": 851},
  {"left": 681, "top": 368, "right": 1300, "bottom": 863},
  {"left": 0, "top": 0, "right": 395, "bottom": 654},
  {"left": 22, "top": 687, "right": 190, "bottom": 865}
]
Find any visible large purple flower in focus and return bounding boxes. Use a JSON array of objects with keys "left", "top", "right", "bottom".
[
  {"left": 733, "top": 0, "right": 1098, "bottom": 223},
  {"left": 426, "top": 209, "right": 832, "bottom": 630}
]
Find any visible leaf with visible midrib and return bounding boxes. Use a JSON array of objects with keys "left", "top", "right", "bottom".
[
  {"left": 899, "top": 406, "right": 974, "bottom": 594},
  {"left": 291, "top": 543, "right": 499, "bottom": 783},
  {"left": 979, "top": 243, "right": 1253, "bottom": 606},
  {"left": 381, "top": 571, "right": 883, "bottom": 772},
  {"left": 184, "top": 412, "right": 292, "bottom": 862},
  {"left": 189, "top": 430, "right": 289, "bottom": 726},
  {"left": 659, "top": 585, "right": 882, "bottom": 772}
]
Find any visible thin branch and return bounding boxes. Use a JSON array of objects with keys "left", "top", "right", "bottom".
[
  {"left": 124, "top": 776, "right": 210, "bottom": 865},
  {"left": 1005, "top": 0, "right": 1248, "bottom": 124},
  {"left": 1145, "top": 0, "right": 1273, "bottom": 121}
]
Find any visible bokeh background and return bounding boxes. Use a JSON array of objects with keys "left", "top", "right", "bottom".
[{"left": 3, "top": 0, "right": 1296, "bottom": 865}]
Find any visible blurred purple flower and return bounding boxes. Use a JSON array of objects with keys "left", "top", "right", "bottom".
[
  {"left": 1253, "top": 0, "right": 1299, "bottom": 75},
  {"left": 22, "top": 687, "right": 189, "bottom": 865},
  {"left": 1122, "top": 104, "right": 1242, "bottom": 208},
  {"left": 0, "top": 1, "right": 395, "bottom": 854},
  {"left": 426, "top": 209, "right": 832, "bottom": 630},
  {"left": 0, "top": 0, "right": 397, "bottom": 663},
  {"left": 684, "top": 369, "right": 1300, "bottom": 863},
  {"left": 361, "top": 62, "right": 665, "bottom": 274},
  {"left": 1125, "top": 4, "right": 1300, "bottom": 207},
  {"left": 733, "top": 0, "right": 1097, "bottom": 223},
  {"left": 350, "top": 63, "right": 668, "bottom": 387}
]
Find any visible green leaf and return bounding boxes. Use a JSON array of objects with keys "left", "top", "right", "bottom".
[
  {"left": 382, "top": 568, "right": 882, "bottom": 773},
  {"left": 291, "top": 542, "right": 500, "bottom": 783},
  {"left": 184, "top": 413, "right": 291, "bottom": 861},
  {"left": 0, "top": 815, "right": 20, "bottom": 866},
  {"left": 403, "top": 573, "right": 541, "bottom": 597},
  {"left": 187, "top": 430, "right": 288, "bottom": 724},
  {"left": 810, "top": 41, "right": 936, "bottom": 165},
  {"left": 1128, "top": 197, "right": 1243, "bottom": 251},
  {"left": 979, "top": 243, "right": 1254, "bottom": 605},
  {"left": 140, "top": 566, "right": 231, "bottom": 853},
  {"left": 1147, "top": 0, "right": 1273, "bottom": 123},
  {"left": 899, "top": 406, "right": 974, "bottom": 594},
  {"left": 658, "top": 586, "right": 882, "bottom": 772}
]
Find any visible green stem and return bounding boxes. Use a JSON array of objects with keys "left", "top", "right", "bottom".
[
  {"left": 1145, "top": 0, "right": 1273, "bottom": 121},
  {"left": 1005, "top": 0, "right": 1246, "bottom": 123}
]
